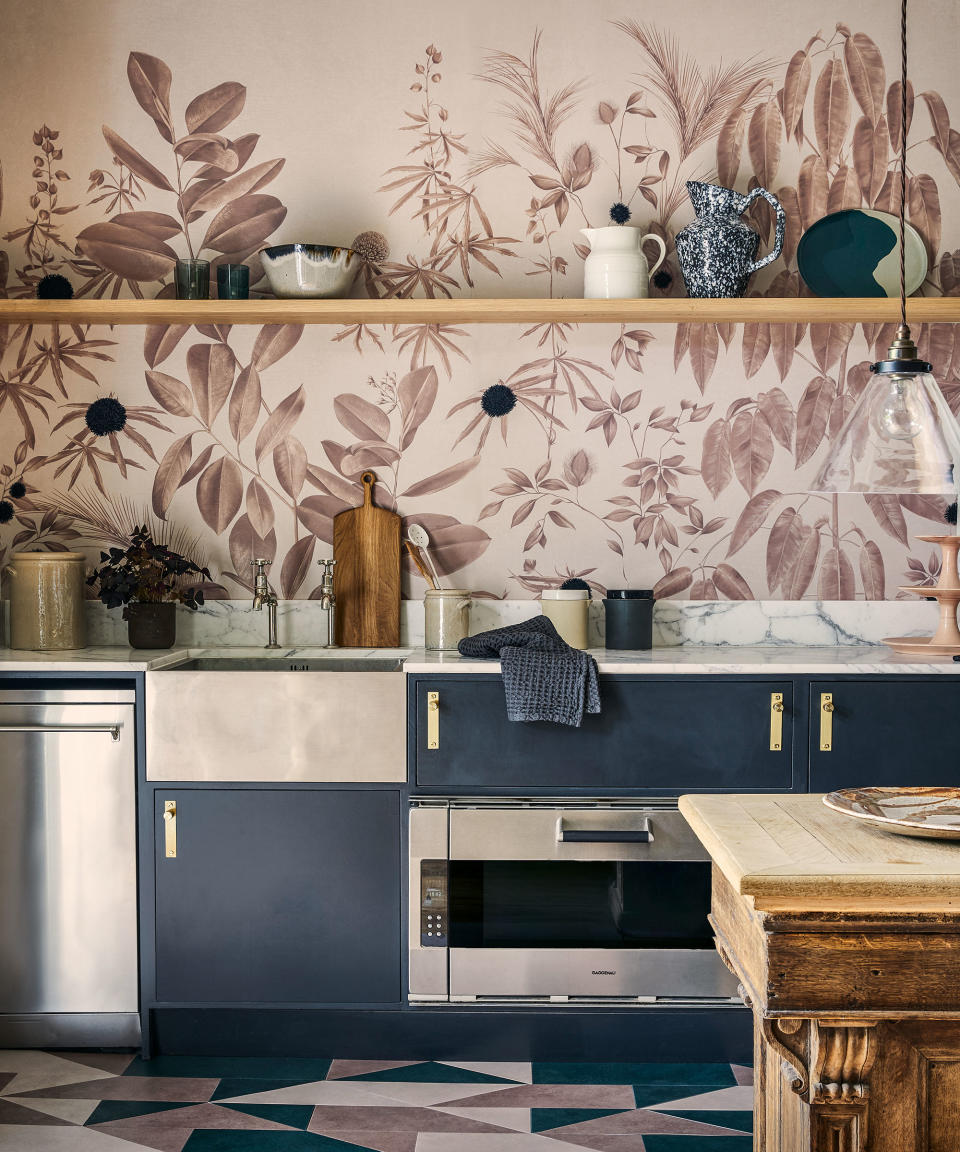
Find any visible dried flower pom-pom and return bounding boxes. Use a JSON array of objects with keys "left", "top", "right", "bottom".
[
  {"left": 481, "top": 383, "right": 517, "bottom": 417},
  {"left": 351, "top": 231, "right": 390, "bottom": 263},
  {"left": 609, "top": 202, "right": 631, "bottom": 225},
  {"left": 9, "top": 481, "right": 26, "bottom": 499},
  {"left": 0, "top": 501, "right": 13, "bottom": 524},
  {"left": 85, "top": 397, "right": 127, "bottom": 436},
  {"left": 560, "top": 577, "right": 591, "bottom": 592},
  {"left": 36, "top": 273, "right": 73, "bottom": 299}
]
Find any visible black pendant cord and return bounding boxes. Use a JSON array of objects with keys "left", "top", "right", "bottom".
[{"left": 899, "top": 0, "right": 908, "bottom": 336}]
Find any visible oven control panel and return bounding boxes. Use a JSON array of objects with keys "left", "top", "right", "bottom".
[{"left": 420, "top": 859, "right": 448, "bottom": 946}]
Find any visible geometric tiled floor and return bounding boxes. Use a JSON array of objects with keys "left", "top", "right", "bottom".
[{"left": 0, "top": 1052, "right": 753, "bottom": 1150}]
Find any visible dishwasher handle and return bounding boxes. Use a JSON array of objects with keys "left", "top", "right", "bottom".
[
  {"left": 557, "top": 818, "right": 653, "bottom": 844},
  {"left": 0, "top": 723, "right": 122, "bottom": 742}
]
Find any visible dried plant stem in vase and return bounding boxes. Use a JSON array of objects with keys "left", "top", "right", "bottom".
[{"left": 884, "top": 536, "right": 960, "bottom": 656}]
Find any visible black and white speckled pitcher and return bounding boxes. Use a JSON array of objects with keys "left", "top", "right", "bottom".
[{"left": 675, "top": 181, "right": 785, "bottom": 298}]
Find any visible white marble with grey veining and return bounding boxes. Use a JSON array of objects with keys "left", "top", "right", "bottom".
[{"left": 72, "top": 596, "right": 944, "bottom": 649}]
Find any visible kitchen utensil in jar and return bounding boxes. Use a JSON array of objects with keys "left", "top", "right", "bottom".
[
  {"left": 404, "top": 540, "right": 436, "bottom": 589},
  {"left": 407, "top": 524, "right": 441, "bottom": 588}
]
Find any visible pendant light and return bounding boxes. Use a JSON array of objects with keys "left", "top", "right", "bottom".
[{"left": 810, "top": 0, "right": 960, "bottom": 493}]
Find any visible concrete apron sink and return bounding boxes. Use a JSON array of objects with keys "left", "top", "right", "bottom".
[
  {"left": 172, "top": 656, "right": 405, "bottom": 672},
  {"left": 145, "top": 654, "right": 407, "bottom": 782}
]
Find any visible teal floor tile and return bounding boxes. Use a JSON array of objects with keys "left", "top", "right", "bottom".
[
  {"left": 125, "top": 1056, "right": 333, "bottom": 1081},
  {"left": 532, "top": 1108, "right": 632, "bottom": 1132},
  {"left": 643, "top": 1137, "right": 753, "bottom": 1151},
  {"left": 633, "top": 1084, "right": 727, "bottom": 1109},
  {"left": 344, "top": 1060, "right": 518, "bottom": 1084},
  {"left": 533, "top": 1063, "right": 736, "bottom": 1086},
  {"left": 212, "top": 1078, "right": 322, "bottom": 1102},
  {"left": 222, "top": 1103, "right": 315, "bottom": 1129},
  {"left": 85, "top": 1100, "right": 189, "bottom": 1125},
  {"left": 662, "top": 1110, "right": 753, "bottom": 1133},
  {"left": 183, "top": 1132, "right": 376, "bottom": 1151}
]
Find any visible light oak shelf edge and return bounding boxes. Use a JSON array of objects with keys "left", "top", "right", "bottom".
[{"left": 1, "top": 297, "right": 959, "bottom": 326}]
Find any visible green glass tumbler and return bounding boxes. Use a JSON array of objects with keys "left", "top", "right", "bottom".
[
  {"left": 175, "top": 259, "right": 209, "bottom": 300},
  {"left": 217, "top": 263, "right": 250, "bottom": 300}
]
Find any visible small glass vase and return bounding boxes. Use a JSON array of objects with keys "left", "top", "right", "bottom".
[
  {"left": 175, "top": 259, "right": 210, "bottom": 300},
  {"left": 217, "top": 263, "right": 250, "bottom": 300}
]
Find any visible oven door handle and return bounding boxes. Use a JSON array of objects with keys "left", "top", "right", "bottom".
[{"left": 556, "top": 817, "right": 652, "bottom": 844}]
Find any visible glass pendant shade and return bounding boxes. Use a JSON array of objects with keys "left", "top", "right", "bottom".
[{"left": 810, "top": 367, "right": 960, "bottom": 493}]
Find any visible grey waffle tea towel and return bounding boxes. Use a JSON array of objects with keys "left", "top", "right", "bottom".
[{"left": 457, "top": 615, "right": 601, "bottom": 727}]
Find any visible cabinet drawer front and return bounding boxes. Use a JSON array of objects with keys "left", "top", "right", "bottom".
[
  {"left": 414, "top": 678, "right": 794, "bottom": 791},
  {"left": 810, "top": 681, "right": 960, "bottom": 792}
]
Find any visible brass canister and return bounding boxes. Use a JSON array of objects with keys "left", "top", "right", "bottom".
[{"left": 5, "top": 551, "right": 88, "bottom": 650}]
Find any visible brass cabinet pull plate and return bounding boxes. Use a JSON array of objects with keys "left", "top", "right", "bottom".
[
  {"left": 770, "top": 692, "right": 784, "bottom": 751},
  {"left": 820, "top": 693, "right": 834, "bottom": 751},
  {"left": 427, "top": 692, "right": 439, "bottom": 750},
  {"left": 163, "top": 800, "right": 177, "bottom": 858}
]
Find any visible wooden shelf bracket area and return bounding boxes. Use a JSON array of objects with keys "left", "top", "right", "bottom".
[{"left": 1, "top": 296, "right": 959, "bottom": 327}]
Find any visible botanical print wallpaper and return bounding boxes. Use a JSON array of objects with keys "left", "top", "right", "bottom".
[{"left": 1, "top": 0, "right": 960, "bottom": 601}]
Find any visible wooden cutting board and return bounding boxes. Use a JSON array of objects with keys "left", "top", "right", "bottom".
[{"left": 333, "top": 471, "right": 401, "bottom": 647}]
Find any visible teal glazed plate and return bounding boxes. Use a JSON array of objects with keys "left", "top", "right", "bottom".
[{"left": 797, "top": 209, "right": 928, "bottom": 297}]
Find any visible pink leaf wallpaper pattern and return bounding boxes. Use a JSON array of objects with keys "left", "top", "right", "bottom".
[{"left": 1, "top": 0, "right": 959, "bottom": 600}]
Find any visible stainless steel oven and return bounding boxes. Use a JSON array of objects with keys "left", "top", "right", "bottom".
[{"left": 409, "top": 798, "right": 739, "bottom": 1004}]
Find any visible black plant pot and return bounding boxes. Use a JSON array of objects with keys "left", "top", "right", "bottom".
[{"left": 126, "top": 601, "right": 176, "bottom": 649}]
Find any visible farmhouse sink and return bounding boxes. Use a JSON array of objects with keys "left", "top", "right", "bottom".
[
  {"left": 144, "top": 656, "right": 406, "bottom": 783},
  {"left": 172, "top": 656, "right": 405, "bottom": 672}
]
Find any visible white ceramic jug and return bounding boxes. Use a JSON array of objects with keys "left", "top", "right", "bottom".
[{"left": 581, "top": 226, "right": 667, "bottom": 299}]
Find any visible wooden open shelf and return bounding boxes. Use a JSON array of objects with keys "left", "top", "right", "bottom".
[{"left": 1, "top": 296, "right": 959, "bottom": 326}]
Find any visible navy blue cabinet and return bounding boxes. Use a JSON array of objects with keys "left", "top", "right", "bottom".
[
  {"left": 809, "top": 680, "right": 960, "bottom": 793},
  {"left": 154, "top": 788, "right": 401, "bottom": 1005},
  {"left": 411, "top": 676, "right": 797, "bottom": 792}
]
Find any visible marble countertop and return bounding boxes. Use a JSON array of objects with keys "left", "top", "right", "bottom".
[
  {"left": 402, "top": 645, "right": 960, "bottom": 674},
  {"left": 3, "top": 643, "right": 960, "bottom": 674}
]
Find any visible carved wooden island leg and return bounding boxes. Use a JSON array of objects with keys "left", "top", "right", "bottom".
[{"left": 709, "top": 868, "right": 960, "bottom": 1152}]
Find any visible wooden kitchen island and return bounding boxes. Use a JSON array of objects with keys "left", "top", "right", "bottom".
[{"left": 679, "top": 793, "right": 960, "bottom": 1152}]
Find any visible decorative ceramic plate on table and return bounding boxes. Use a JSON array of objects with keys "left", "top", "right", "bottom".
[
  {"left": 823, "top": 787, "right": 960, "bottom": 839},
  {"left": 797, "top": 209, "right": 928, "bottom": 297}
]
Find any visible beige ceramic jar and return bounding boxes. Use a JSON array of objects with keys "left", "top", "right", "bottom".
[
  {"left": 540, "top": 588, "right": 589, "bottom": 649},
  {"left": 5, "top": 551, "right": 87, "bottom": 650}
]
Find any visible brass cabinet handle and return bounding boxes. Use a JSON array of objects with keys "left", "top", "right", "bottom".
[
  {"left": 770, "top": 693, "right": 784, "bottom": 751},
  {"left": 820, "top": 693, "right": 835, "bottom": 751},
  {"left": 163, "top": 800, "right": 177, "bottom": 858},
  {"left": 426, "top": 691, "right": 439, "bottom": 750}
]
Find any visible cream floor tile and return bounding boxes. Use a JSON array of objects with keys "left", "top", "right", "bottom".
[
  {"left": 0, "top": 1125, "right": 147, "bottom": 1151},
  {"left": 216, "top": 1081, "right": 404, "bottom": 1106},
  {"left": 439, "top": 1063, "right": 533, "bottom": 1084},
  {"left": 416, "top": 1134, "right": 581, "bottom": 1152},
  {"left": 0, "top": 1053, "right": 116, "bottom": 1097},
  {"left": 437, "top": 1108, "right": 532, "bottom": 1132},
  {"left": 5, "top": 1097, "right": 98, "bottom": 1125},
  {"left": 648, "top": 1085, "right": 755, "bottom": 1110}
]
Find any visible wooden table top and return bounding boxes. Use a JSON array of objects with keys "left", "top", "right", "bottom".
[{"left": 679, "top": 793, "right": 960, "bottom": 911}]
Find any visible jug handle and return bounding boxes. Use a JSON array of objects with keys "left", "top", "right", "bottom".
[
  {"left": 640, "top": 233, "right": 667, "bottom": 277},
  {"left": 743, "top": 186, "right": 785, "bottom": 273}
]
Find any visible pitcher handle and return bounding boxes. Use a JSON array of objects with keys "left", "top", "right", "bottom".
[
  {"left": 640, "top": 232, "right": 667, "bottom": 277},
  {"left": 742, "top": 186, "right": 785, "bottom": 274}
]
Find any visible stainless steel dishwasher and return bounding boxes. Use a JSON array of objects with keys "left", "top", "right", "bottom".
[{"left": 0, "top": 687, "right": 139, "bottom": 1047}]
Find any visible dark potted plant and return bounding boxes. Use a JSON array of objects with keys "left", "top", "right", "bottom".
[{"left": 87, "top": 525, "right": 210, "bottom": 649}]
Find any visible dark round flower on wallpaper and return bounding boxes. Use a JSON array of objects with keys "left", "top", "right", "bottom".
[
  {"left": 609, "top": 202, "right": 631, "bottom": 225},
  {"left": 35, "top": 273, "right": 73, "bottom": 300},
  {"left": 85, "top": 397, "right": 127, "bottom": 436},
  {"left": 0, "top": 501, "right": 13, "bottom": 524},
  {"left": 9, "top": 481, "right": 25, "bottom": 500},
  {"left": 481, "top": 383, "right": 517, "bottom": 417}
]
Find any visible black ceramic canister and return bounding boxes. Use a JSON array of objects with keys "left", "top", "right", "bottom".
[{"left": 603, "top": 589, "right": 654, "bottom": 650}]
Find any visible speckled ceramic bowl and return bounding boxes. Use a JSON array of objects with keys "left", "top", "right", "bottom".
[{"left": 259, "top": 244, "right": 361, "bottom": 299}]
